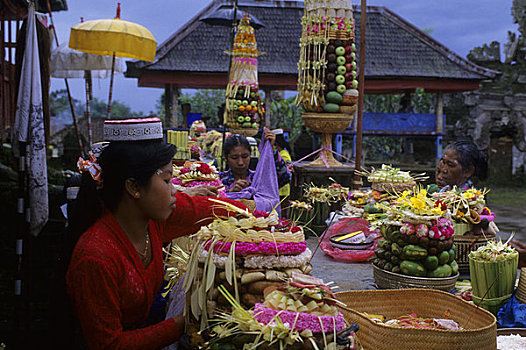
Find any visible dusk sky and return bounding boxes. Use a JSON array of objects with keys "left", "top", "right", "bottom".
[{"left": 48, "top": 0, "right": 517, "bottom": 114}]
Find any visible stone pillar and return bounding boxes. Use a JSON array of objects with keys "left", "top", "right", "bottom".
[{"left": 436, "top": 90, "right": 444, "bottom": 134}]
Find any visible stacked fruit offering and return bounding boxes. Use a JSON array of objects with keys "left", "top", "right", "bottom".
[
  {"left": 183, "top": 200, "right": 312, "bottom": 329},
  {"left": 372, "top": 187, "right": 459, "bottom": 278},
  {"left": 373, "top": 222, "right": 459, "bottom": 278},
  {"left": 324, "top": 38, "right": 359, "bottom": 114},
  {"left": 224, "top": 14, "right": 264, "bottom": 131},
  {"left": 297, "top": 0, "right": 359, "bottom": 115}
]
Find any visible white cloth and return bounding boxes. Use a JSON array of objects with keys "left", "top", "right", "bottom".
[{"left": 13, "top": 2, "right": 48, "bottom": 236}]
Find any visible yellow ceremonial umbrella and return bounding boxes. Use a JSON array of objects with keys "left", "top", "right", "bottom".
[{"left": 69, "top": 3, "right": 156, "bottom": 118}]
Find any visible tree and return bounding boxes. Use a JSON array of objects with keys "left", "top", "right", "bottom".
[
  {"left": 155, "top": 89, "right": 225, "bottom": 126},
  {"left": 269, "top": 95, "right": 304, "bottom": 135}
]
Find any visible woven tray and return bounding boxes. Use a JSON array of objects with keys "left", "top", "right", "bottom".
[
  {"left": 373, "top": 265, "right": 459, "bottom": 292},
  {"left": 454, "top": 235, "right": 493, "bottom": 275},
  {"left": 336, "top": 289, "right": 496, "bottom": 350}
]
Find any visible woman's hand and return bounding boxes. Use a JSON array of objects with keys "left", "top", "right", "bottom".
[
  {"left": 182, "top": 185, "right": 220, "bottom": 197},
  {"left": 230, "top": 179, "right": 250, "bottom": 192},
  {"left": 263, "top": 127, "right": 276, "bottom": 147}
]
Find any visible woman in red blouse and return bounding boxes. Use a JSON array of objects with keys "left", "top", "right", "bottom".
[{"left": 65, "top": 120, "right": 244, "bottom": 349}]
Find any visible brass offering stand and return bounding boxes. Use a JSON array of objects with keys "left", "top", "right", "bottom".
[{"left": 302, "top": 112, "right": 354, "bottom": 167}]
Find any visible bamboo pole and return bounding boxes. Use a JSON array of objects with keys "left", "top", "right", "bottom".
[
  {"left": 353, "top": 0, "right": 367, "bottom": 189},
  {"left": 46, "top": 0, "right": 84, "bottom": 156}
]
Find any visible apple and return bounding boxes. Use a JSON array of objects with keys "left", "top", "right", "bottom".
[
  {"left": 352, "top": 71, "right": 357, "bottom": 78},
  {"left": 335, "top": 46, "right": 346, "bottom": 56},
  {"left": 352, "top": 52, "right": 356, "bottom": 60},
  {"left": 237, "top": 116, "right": 245, "bottom": 123},
  {"left": 245, "top": 116, "right": 251, "bottom": 122},
  {"left": 335, "top": 74, "right": 345, "bottom": 84},
  {"left": 236, "top": 99, "right": 243, "bottom": 106},
  {"left": 334, "top": 39, "right": 343, "bottom": 46},
  {"left": 337, "top": 84, "right": 346, "bottom": 94},
  {"left": 345, "top": 72, "right": 353, "bottom": 81},
  {"left": 242, "top": 100, "right": 249, "bottom": 106},
  {"left": 337, "top": 65, "right": 347, "bottom": 75},
  {"left": 252, "top": 122, "right": 258, "bottom": 128},
  {"left": 327, "top": 53, "right": 337, "bottom": 63},
  {"left": 251, "top": 101, "right": 258, "bottom": 107},
  {"left": 345, "top": 63, "right": 353, "bottom": 72},
  {"left": 336, "top": 56, "right": 346, "bottom": 66},
  {"left": 345, "top": 54, "right": 353, "bottom": 62},
  {"left": 352, "top": 61, "right": 357, "bottom": 69},
  {"left": 250, "top": 92, "right": 256, "bottom": 98},
  {"left": 328, "top": 82, "right": 337, "bottom": 91},
  {"left": 345, "top": 81, "right": 353, "bottom": 89},
  {"left": 327, "top": 45, "right": 335, "bottom": 54},
  {"left": 327, "top": 73, "right": 336, "bottom": 81},
  {"left": 352, "top": 43, "right": 356, "bottom": 52},
  {"left": 352, "top": 80, "right": 359, "bottom": 88}
]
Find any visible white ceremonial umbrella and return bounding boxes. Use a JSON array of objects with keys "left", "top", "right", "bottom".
[{"left": 51, "top": 42, "right": 125, "bottom": 146}]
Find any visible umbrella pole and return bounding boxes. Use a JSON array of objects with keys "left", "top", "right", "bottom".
[
  {"left": 85, "top": 71, "right": 92, "bottom": 147},
  {"left": 46, "top": 0, "right": 84, "bottom": 156},
  {"left": 353, "top": 0, "right": 367, "bottom": 190},
  {"left": 107, "top": 52, "right": 116, "bottom": 119}
]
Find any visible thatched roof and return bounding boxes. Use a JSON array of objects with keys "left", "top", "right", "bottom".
[{"left": 126, "top": 0, "right": 497, "bottom": 93}]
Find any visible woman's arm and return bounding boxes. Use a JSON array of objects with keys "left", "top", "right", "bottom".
[
  {"left": 67, "top": 257, "right": 182, "bottom": 349},
  {"left": 159, "top": 193, "right": 247, "bottom": 242}
]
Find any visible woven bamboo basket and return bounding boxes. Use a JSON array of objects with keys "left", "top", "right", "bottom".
[
  {"left": 336, "top": 289, "right": 497, "bottom": 350},
  {"left": 373, "top": 265, "right": 459, "bottom": 292},
  {"left": 454, "top": 235, "right": 493, "bottom": 275}
]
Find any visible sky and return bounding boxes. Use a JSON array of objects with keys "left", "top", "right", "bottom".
[{"left": 48, "top": 0, "right": 517, "bottom": 115}]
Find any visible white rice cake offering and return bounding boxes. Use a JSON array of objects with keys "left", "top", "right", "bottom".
[{"left": 497, "top": 334, "right": 526, "bottom": 350}]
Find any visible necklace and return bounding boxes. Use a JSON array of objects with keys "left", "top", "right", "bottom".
[{"left": 137, "top": 230, "right": 150, "bottom": 263}]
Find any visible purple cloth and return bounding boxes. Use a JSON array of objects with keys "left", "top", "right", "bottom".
[{"left": 227, "top": 140, "right": 281, "bottom": 215}]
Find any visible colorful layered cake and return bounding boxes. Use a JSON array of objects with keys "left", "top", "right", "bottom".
[
  {"left": 171, "top": 161, "right": 226, "bottom": 196},
  {"left": 183, "top": 200, "right": 313, "bottom": 329}
]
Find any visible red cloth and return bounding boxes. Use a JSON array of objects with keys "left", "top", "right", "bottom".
[
  {"left": 320, "top": 218, "right": 381, "bottom": 263},
  {"left": 66, "top": 193, "right": 245, "bottom": 349}
]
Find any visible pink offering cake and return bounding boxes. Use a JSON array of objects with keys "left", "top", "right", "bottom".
[{"left": 171, "top": 161, "right": 226, "bottom": 197}]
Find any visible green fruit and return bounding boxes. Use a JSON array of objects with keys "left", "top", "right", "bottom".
[
  {"left": 242, "top": 100, "right": 249, "bottom": 106},
  {"left": 448, "top": 248, "right": 455, "bottom": 263},
  {"left": 424, "top": 255, "right": 439, "bottom": 270},
  {"left": 335, "top": 46, "right": 346, "bottom": 56},
  {"left": 336, "top": 56, "right": 346, "bottom": 66},
  {"left": 250, "top": 101, "right": 258, "bottom": 107},
  {"left": 323, "top": 103, "right": 340, "bottom": 113},
  {"left": 236, "top": 99, "right": 242, "bottom": 105},
  {"left": 438, "top": 251, "right": 450, "bottom": 265},
  {"left": 450, "top": 260, "right": 459, "bottom": 275},
  {"left": 335, "top": 74, "right": 345, "bottom": 84},
  {"left": 250, "top": 92, "right": 256, "bottom": 98},
  {"left": 352, "top": 80, "right": 358, "bottom": 88},
  {"left": 244, "top": 116, "right": 251, "bottom": 122},
  {"left": 337, "top": 65, "right": 347, "bottom": 75},
  {"left": 336, "top": 84, "right": 346, "bottom": 94},
  {"left": 237, "top": 116, "right": 245, "bottom": 123},
  {"left": 326, "top": 91, "right": 343, "bottom": 104},
  {"left": 242, "top": 121, "right": 251, "bottom": 127},
  {"left": 402, "top": 245, "right": 428, "bottom": 261},
  {"left": 251, "top": 122, "right": 258, "bottom": 128},
  {"left": 400, "top": 260, "right": 427, "bottom": 277},
  {"left": 427, "top": 264, "right": 452, "bottom": 278}
]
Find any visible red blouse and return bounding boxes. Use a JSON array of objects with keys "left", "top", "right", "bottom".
[{"left": 66, "top": 193, "right": 245, "bottom": 349}]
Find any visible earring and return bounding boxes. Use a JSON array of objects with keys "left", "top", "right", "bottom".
[{"left": 135, "top": 192, "right": 140, "bottom": 198}]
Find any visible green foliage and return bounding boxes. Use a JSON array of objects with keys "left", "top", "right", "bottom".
[
  {"left": 364, "top": 88, "right": 433, "bottom": 113},
  {"left": 269, "top": 95, "right": 304, "bottom": 134},
  {"left": 156, "top": 89, "right": 225, "bottom": 126},
  {"left": 49, "top": 89, "right": 141, "bottom": 121}
]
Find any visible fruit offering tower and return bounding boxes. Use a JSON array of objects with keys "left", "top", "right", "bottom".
[
  {"left": 224, "top": 14, "right": 265, "bottom": 135},
  {"left": 297, "top": 0, "right": 359, "bottom": 115}
]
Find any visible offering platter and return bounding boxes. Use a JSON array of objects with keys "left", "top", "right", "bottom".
[{"left": 302, "top": 112, "right": 354, "bottom": 167}]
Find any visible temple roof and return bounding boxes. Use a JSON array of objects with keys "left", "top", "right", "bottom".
[{"left": 126, "top": 0, "right": 497, "bottom": 93}]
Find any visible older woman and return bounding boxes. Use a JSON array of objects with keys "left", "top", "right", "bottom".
[{"left": 436, "top": 140, "right": 488, "bottom": 191}]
